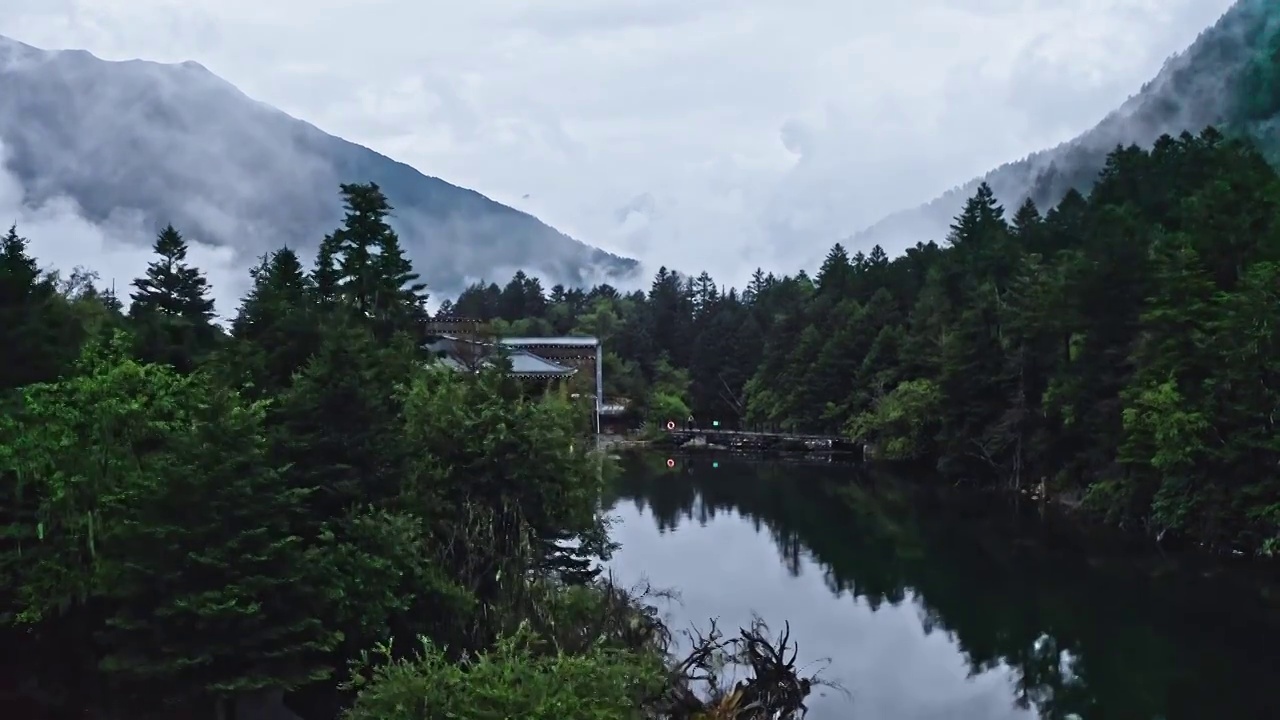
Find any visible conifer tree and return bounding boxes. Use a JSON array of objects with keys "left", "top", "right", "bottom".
[
  {"left": 274, "top": 322, "right": 415, "bottom": 521},
  {"left": 228, "top": 247, "right": 322, "bottom": 397},
  {"left": 321, "top": 183, "right": 429, "bottom": 339},
  {"left": 816, "top": 243, "right": 854, "bottom": 298},
  {"left": 0, "top": 225, "right": 80, "bottom": 390},
  {"left": 312, "top": 233, "right": 343, "bottom": 308},
  {"left": 331, "top": 182, "right": 389, "bottom": 315},
  {"left": 95, "top": 376, "right": 341, "bottom": 713},
  {"left": 371, "top": 223, "right": 428, "bottom": 338},
  {"left": 128, "top": 224, "right": 218, "bottom": 372}
]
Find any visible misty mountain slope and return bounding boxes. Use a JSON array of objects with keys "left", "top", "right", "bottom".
[
  {"left": 854, "top": 0, "right": 1280, "bottom": 252},
  {"left": 0, "top": 35, "right": 638, "bottom": 294}
]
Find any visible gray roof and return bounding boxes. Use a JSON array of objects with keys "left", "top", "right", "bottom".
[
  {"left": 507, "top": 349, "right": 576, "bottom": 376},
  {"left": 425, "top": 337, "right": 575, "bottom": 377},
  {"left": 500, "top": 336, "right": 599, "bottom": 348}
]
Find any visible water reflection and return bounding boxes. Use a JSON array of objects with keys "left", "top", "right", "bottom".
[{"left": 603, "top": 453, "right": 1280, "bottom": 720}]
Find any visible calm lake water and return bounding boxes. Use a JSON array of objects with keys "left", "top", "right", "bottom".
[{"left": 603, "top": 453, "right": 1280, "bottom": 720}]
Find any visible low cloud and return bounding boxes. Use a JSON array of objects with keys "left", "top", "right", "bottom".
[
  {"left": 0, "top": 139, "right": 250, "bottom": 323},
  {"left": 2, "top": 0, "right": 1241, "bottom": 292}
]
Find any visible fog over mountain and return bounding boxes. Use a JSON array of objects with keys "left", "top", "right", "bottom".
[
  {"left": 7, "top": 1, "right": 1240, "bottom": 295},
  {"left": 2, "top": 2, "right": 1266, "bottom": 303},
  {"left": 851, "top": 0, "right": 1280, "bottom": 254},
  {"left": 0, "top": 33, "right": 638, "bottom": 314}
]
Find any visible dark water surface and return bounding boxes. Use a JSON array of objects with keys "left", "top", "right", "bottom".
[{"left": 603, "top": 453, "right": 1280, "bottom": 720}]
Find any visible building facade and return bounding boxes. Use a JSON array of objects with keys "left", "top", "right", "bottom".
[{"left": 423, "top": 319, "right": 605, "bottom": 433}]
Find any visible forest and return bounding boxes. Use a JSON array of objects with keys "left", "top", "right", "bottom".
[
  {"left": 2, "top": 123, "right": 1279, "bottom": 719},
  {"left": 0, "top": 185, "right": 814, "bottom": 718},
  {"left": 443, "top": 127, "right": 1280, "bottom": 557}
]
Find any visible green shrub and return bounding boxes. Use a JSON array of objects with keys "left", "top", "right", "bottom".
[{"left": 344, "top": 622, "right": 665, "bottom": 720}]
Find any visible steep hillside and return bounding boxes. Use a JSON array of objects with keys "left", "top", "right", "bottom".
[
  {"left": 853, "top": 0, "right": 1280, "bottom": 251},
  {"left": 0, "top": 35, "right": 638, "bottom": 294}
]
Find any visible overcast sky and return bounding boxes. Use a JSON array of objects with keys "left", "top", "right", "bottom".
[{"left": 3, "top": 0, "right": 1237, "bottom": 288}]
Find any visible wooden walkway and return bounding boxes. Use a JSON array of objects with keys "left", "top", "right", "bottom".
[{"left": 664, "top": 427, "right": 860, "bottom": 452}]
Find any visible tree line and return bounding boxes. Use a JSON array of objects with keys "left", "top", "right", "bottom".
[
  {"left": 444, "top": 127, "right": 1280, "bottom": 557},
  {"left": 0, "top": 183, "right": 815, "bottom": 718}
]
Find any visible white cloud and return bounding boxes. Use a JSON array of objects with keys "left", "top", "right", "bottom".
[
  {"left": 1, "top": 0, "right": 1237, "bottom": 292},
  {"left": 0, "top": 139, "right": 248, "bottom": 323}
]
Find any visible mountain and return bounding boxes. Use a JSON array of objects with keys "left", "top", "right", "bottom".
[
  {"left": 852, "top": 0, "right": 1280, "bottom": 252},
  {"left": 0, "top": 35, "right": 639, "bottom": 295}
]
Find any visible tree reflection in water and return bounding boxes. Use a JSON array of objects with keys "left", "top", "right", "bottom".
[{"left": 604, "top": 452, "right": 1280, "bottom": 720}]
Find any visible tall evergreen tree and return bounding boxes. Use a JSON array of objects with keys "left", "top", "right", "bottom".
[
  {"left": 0, "top": 225, "right": 80, "bottom": 391},
  {"left": 227, "top": 248, "right": 322, "bottom": 397},
  {"left": 322, "top": 182, "right": 429, "bottom": 339},
  {"left": 128, "top": 225, "right": 218, "bottom": 372},
  {"left": 312, "top": 233, "right": 343, "bottom": 308},
  {"left": 372, "top": 226, "right": 429, "bottom": 338}
]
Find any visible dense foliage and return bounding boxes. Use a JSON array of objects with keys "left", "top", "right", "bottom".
[
  {"left": 0, "top": 182, "right": 684, "bottom": 719},
  {"left": 446, "top": 128, "right": 1280, "bottom": 556},
  {"left": 6, "top": 120, "right": 1277, "bottom": 717}
]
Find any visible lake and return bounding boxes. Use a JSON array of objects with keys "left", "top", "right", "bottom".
[{"left": 603, "top": 452, "right": 1280, "bottom": 720}]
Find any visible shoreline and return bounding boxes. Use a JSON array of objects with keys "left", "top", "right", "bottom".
[{"left": 603, "top": 443, "right": 1276, "bottom": 563}]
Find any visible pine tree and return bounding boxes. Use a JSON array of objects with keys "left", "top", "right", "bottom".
[
  {"left": 321, "top": 183, "right": 429, "bottom": 340},
  {"left": 690, "top": 271, "right": 719, "bottom": 317},
  {"left": 331, "top": 182, "right": 391, "bottom": 315},
  {"left": 130, "top": 225, "right": 215, "bottom": 320},
  {"left": 372, "top": 227, "right": 429, "bottom": 338},
  {"left": 128, "top": 225, "right": 218, "bottom": 372},
  {"left": 228, "top": 248, "right": 322, "bottom": 397},
  {"left": 499, "top": 271, "right": 534, "bottom": 321},
  {"left": 312, "top": 233, "right": 342, "bottom": 307},
  {"left": 0, "top": 225, "right": 80, "bottom": 390},
  {"left": 0, "top": 224, "right": 39, "bottom": 293},
  {"left": 948, "top": 183, "right": 1001, "bottom": 242},
  {"left": 274, "top": 322, "right": 414, "bottom": 522},
  {"left": 95, "top": 376, "right": 341, "bottom": 713},
  {"left": 234, "top": 248, "right": 310, "bottom": 336}
]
